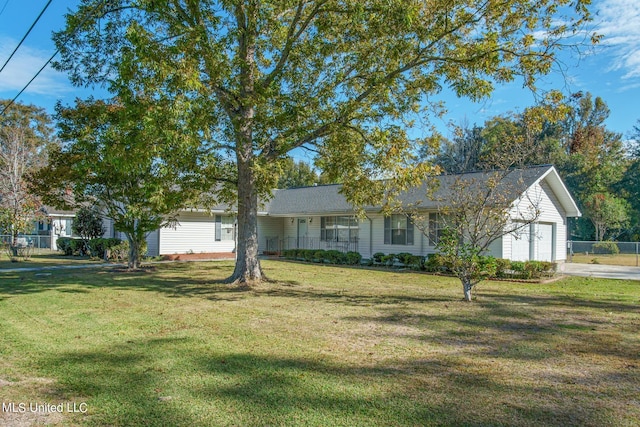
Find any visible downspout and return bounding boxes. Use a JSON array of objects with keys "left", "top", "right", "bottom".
[{"left": 367, "top": 214, "right": 373, "bottom": 259}]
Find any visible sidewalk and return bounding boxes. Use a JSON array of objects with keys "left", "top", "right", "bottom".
[{"left": 560, "top": 262, "right": 640, "bottom": 281}]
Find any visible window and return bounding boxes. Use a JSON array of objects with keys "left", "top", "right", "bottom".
[
  {"left": 384, "top": 214, "right": 414, "bottom": 245},
  {"left": 428, "top": 212, "right": 446, "bottom": 246},
  {"left": 321, "top": 216, "right": 359, "bottom": 242},
  {"left": 215, "top": 215, "right": 235, "bottom": 241}
]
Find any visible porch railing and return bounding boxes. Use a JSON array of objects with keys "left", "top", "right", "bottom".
[{"left": 264, "top": 236, "right": 359, "bottom": 254}]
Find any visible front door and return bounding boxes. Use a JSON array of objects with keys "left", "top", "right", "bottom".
[{"left": 297, "top": 218, "right": 308, "bottom": 248}]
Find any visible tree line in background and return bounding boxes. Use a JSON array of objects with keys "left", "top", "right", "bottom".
[{"left": 278, "top": 92, "right": 639, "bottom": 242}]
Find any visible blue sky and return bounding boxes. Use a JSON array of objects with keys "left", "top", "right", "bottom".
[{"left": 1, "top": 0, "right": 639, "bottom": 141}]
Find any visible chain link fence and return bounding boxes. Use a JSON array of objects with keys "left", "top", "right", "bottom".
[
  {"left": 567, "top": 241, "right": 640, "bottom": 266},
  {"left": 1, "top": 234, "right": 54, "bottom": 255}
]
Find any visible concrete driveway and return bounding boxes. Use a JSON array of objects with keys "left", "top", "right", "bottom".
[{"left": 560, "top": 262, "right": 640, "bottom": 281}]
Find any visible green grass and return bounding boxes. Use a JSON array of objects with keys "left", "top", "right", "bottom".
[
  {"left": 0, "top": 251, "right": 105, "bottom": 269},
  {"left": 570, "top": 253, "right": 640, "bottom": 267},
  {"left": 0, "top": 260, "right": 638, "bottom": 426}
]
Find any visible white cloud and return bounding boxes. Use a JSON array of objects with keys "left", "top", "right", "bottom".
[
  {"left": 595, "top": 0, "right": 640, "bottom": 79},
  {"left": 0, "top": 36, "right": 71, "bottom": 96}
]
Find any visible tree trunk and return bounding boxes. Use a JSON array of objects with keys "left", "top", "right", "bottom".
[
  {"left": 126, "top": 233, "right": 141, "bottom": 270},
  {"left": 228, "top": 157, "right": 264, "bottom": 285},
  {"left": 462, "top": 280, "right": 473, "bottom": 302}
]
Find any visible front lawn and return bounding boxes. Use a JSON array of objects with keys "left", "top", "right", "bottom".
[
  {"left": 0, "top": 251, "right": 105, "bottom": 270},
  {"left": 0, "top": 260, "right": 638, "bottom": 426}
]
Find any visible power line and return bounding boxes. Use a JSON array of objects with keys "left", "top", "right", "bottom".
[
  {"left": 0, "top": 0, "right": 109, "bottom": 117},
  {"left": 0, "top": 0, "right": 10, "bottom": 17},
  {"left": 0, "top": 0, "right": 53, "bottom": 74}
]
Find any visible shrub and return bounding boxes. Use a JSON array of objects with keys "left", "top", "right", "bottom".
[
  {"left": 372, "top": 252, "right": 385, "bottom": 264},
  {"left": 478, "top": 256, "right": 498, "bottom": 278},
  {"left": 314, "top": 250, "right": 326, "bottom": 262},
  {"left": 282, "top": 249, "right": 297, "bottom": 259},
  {"left": 302, "top": 249, "right": 315, "bottom": 262},
  {"left": 395, "top": 252, "right": 413, "bottom": 265},
  {"left": 345, "top": 251, "right": 362, "bottom": 265},
  {"left": 87, "top": 237, "right": 122, "bottom": 258},
  {"left": 324, "top": 250, "right": 345, "bottom": 264},
  {"left": 107, "top": 239, "right": 148, "bottom": 262},
  {"left": 592, "top": 241, "right": 620, "bottom": 255},
  {"left": 424, "top": 253, "right": 445, "bottom": 272},
  {"left": 495, "top": 258, "right": 511, "bottom": 278},
  {"left": 509, "top": 261, "right": 526, "bottom": 278},
  {"left": 381, "top": 253, "right": 396, "bottom": 267},
  {"left": 56, "top": 237, "right": 74, "bottom": 255}
]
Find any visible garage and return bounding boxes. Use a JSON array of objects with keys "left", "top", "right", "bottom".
[
  {"left": 535, "top": 223, "right": 554, "bottom": 262},
  {"left": 510, "top": 222, "right": 555, "bottom": 262},
  {"left": 510, "top": 224, "right": 531, "bottom": 261}
]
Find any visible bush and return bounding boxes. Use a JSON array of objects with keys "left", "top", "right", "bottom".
[
  {"left": 324, "top": 250, "right": 346, "bottom": 264},
  {"left": 107, "top": 239, "right": 148, "bottom": 262},
  {"left": 87, "top": 238, "right": 122, "bottom": 259},
  {"left": 345, "top": 251, "right": 362, "bottom": 265},
  {"left": 314, "top": 250, "right": 326, "bottom": 262},
  {"left": 381, "top": 253, "right": 396, "bottom": 267},
  {"left": 372, "top": 252, "right": 385, "bottom": 264},
  {"left": 592, "top": 241, "right": 620, "bottom": 255},
  {"left": 302, "top": 249, "right": 315, "bottom": 262},
  {"left": 282, "top": 249, "right": 297, "bottom": 259},
  {"left": 509, "top": 261, "right": 526, "bottom": 278},
  {"left": 424, "top": 253, "right": 445, "bottom": 272},
  {"left": 478, "top": 256, "right": 498, "bottom": 278},
  {"left": 495, "top": 258, "right": 511, "bottom": 278},
  {"left": 56, "top": 237, "right": 74, "bottom": 255}
]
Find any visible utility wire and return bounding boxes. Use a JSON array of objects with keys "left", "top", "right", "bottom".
[
  {"left": 0, "top": 0, "right": 109, "bottom": 117},
  {"left": 0, "top": 0, "right": 53, "bottom": 74},
  {"left": 0, "top": 0, "right": 10, "bottom": 17}
]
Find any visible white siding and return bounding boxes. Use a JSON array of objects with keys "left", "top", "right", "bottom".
[
  {"left": 257, "top": 216, "right": 284, "bottom": 253},
  {"left": 146, "top": 230, "right": 159, "bottom": 257},
  {"left": 508, "top": 180, "right": 567, "bottom": 261},
  {"left": 368, "top": 213, "right": 431, "bottom": 258},
  {"left": 101, "top": 218, "right": 114, "bottom": 238},
  {"left": 159, "top": 212, "right": 235, "bottom": 254}
]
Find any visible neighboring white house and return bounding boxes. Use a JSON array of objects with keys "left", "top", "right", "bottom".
[
  {"left": 139, "top": 165, "right": 580, "bottom": 263},
  {"left": 40, "top": 206, "right": 76, "bottom": 251}
]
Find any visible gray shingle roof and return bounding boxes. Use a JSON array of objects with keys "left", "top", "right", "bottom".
[{"left": 266, "top": 165, "right": 574, "bottom": 216}]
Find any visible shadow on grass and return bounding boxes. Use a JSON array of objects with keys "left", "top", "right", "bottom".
[
  {"left": 0, "top": 262, "right": 264, "bottom": 302},
  {"left": 39, "top": 337, "right": 631, "bottom": 426}
]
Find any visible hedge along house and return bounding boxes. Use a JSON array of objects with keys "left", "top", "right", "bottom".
[{"left": 141, "top": 165, "right": 580, "bottom": 262}]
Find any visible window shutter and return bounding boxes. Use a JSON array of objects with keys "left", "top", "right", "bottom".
[
  {"left": 215, "top": 215, "right": 222, "bottom": 241},
  {"left": 406, "top": 216, "right": 414, "bottom": 245},
  {"left": 384, "top": 216, "right": 390, "bottom": 244}
]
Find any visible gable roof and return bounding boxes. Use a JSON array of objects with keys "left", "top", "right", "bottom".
[{"left": 266, "top": 165, "right": 581, "bottom": 217}]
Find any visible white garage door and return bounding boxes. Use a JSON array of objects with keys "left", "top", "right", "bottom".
[
  {"left": 536, "top": 223, "right": 554, "bottom": 262},
  {"left": 511, "top": 225, "right": 531, "bottom": 261}
]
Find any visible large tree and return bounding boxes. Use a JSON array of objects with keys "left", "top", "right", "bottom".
[
  {"left": 54, "top": 0, "right": 594, "bottom": 283},
  {"left": 32, "top": 98, "right": 216, "bottom": 269},
  {"left": 558, "top": 92, "right": 628, "bottom": 240},
  {"left": 0, "top": 100, "right": 55, "bottom": 257}
]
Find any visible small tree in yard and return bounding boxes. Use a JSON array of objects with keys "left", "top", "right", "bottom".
[
  {"left": 411, "top": 169, "right": 542, "bottom": 301},
  {"left": 72, "top": 206, "right": 106, "bottom": 255}
]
